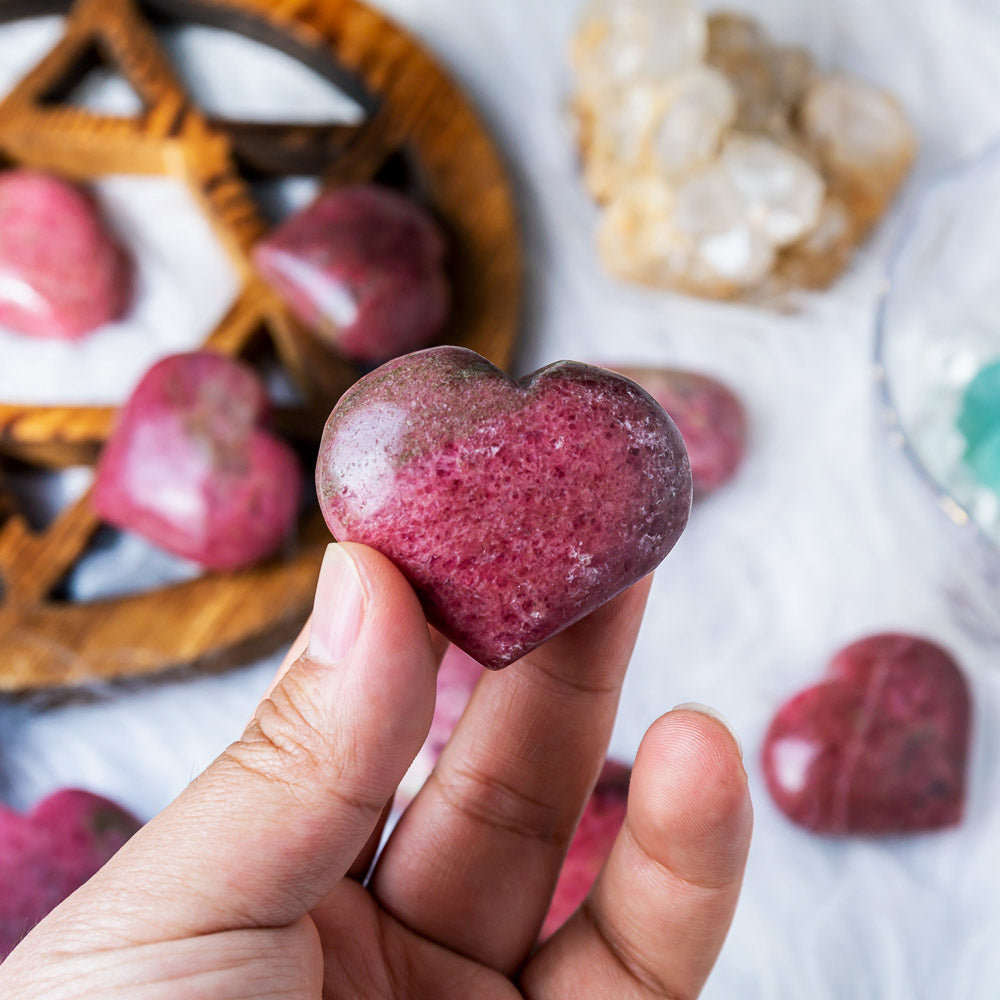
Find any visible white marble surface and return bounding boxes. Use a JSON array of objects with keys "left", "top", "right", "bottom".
[{"left": 2, "top": 2, "right": 1000, "bottom": 997}]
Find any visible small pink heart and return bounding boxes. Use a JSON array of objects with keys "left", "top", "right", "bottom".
[
  {"left": 0, "top": 789, "right": 141, "bottom": 958},
  {"left": 761, "top": 634, "right": 972, "bottom": 835},
  {"left": 316, "top": 347, "right": 692, "bottom": 669},
  {"left": 0, "top": 170, "right": 131, "bottom": 339},
  {"left": 93, "top": 352, "right": 303, "bottom": 571}
]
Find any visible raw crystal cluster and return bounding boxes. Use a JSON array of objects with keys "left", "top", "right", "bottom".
[{"left": 571, "top": 0, "right": 916, "bottom": 298}]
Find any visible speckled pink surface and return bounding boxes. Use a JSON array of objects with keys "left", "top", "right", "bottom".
[
  {"left": 317, "top": 347, "right": 692, "bottom": 669},
  {"left": 253, "top": 184, "right": 450, "bottom": 365},
  {"left": 0, "top": 789, "right": 140, "bottom": 958},
  {"left": 0, "top": 170, "right": 131, "bottom": 339},
  {"left": 762, "top": 634, "right": 972, "bottom": 835},
  {"left": 541, "top": 760, "right": 629, "bottom": 941},
  {"left": 609, "top": 367, "right": 747, "bottom": 498},
  {"left": 93, "top": 352, "right": 303, "bottom": 571}
]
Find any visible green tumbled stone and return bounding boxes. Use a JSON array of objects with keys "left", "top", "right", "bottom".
[{"left": 959, "top": 359, "right": 1000, "bottom": 492}]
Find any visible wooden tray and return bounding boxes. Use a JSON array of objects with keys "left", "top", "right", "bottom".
[{"left": 0, "top": 0, "right": 521, "bottom": 690}]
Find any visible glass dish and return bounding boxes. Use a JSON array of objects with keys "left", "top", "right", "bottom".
[{"left": 874, "top": 140, "right": 1000, "bottom": 639}]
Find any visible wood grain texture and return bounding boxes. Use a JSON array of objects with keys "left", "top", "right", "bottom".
[{"left": 0, "top": 0, "right": 522, "bottom": 689}]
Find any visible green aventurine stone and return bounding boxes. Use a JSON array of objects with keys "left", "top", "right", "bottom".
[{"left": 959, "top": 359, "right": 1000, "bottom": 492}]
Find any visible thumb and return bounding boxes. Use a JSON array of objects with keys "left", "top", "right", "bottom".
[{"left": 76, "top": 542, "right": 439, "bottom": 944}]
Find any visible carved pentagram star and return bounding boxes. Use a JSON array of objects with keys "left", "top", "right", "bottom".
[
  {"left": 0, "top": 0, "right": 381, "bottom": 414},
  {"left": 0, "top": 0, "right": 520, "bottom": 690}
]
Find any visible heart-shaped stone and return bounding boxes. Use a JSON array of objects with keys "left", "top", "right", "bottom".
[
  {"left": 93, "top": 352, "right": 303, "bottom": 571},
  {"left": 0, "top": 170, "right": 132, "bottom": 339},
  {"left": 316, "top": 347, "right": 692, "bottom": 669},
  {"left": 605, "top": 366, "right": 747, "bottom": 497},
  {"left": 0, "top": 789, "right": 141, "bottom": 958},
  {"left": 761, "top": 634, "right": 971, "bottom": 835},
  {"left": 253, "top": 184, "right": 450, "bottom": 365}
]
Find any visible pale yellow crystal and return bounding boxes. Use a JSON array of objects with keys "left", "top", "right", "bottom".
[
  {"left": 802, "top": 74, "right": 916, "bottom": 214},
  {"left": 572, "top": 3, "right": 915, "bottom": 299},
  {"left": 720, "top": 135, "right": 824, "bottom": 246},
  {"left": 574, "top": 0, "right": 708, "bottom": 90}
]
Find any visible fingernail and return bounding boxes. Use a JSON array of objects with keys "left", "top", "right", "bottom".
[
  {"left": 308, "top": 544, "right": 366, "bottom": 663},
  {"left": 672, "top": 702, "right": 743, "bottom": 758}
]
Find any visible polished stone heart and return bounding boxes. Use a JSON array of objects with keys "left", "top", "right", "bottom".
[
  {"left": 316, "top": 347, "right": 692, "bottom": 669},
  {"left": 93, "top": 352, "right": 303, "bottom": 571},
  {"left": 761, "top": 634, "right": 971, "bottom": 835},
  {"left": 0, "top": 170, "right": 131, "bottom": 339},
  {"left": 253, "top": 184, "right": 450, "bottom": 365},
  {"left": 0, "top": 790, "right": 140, "bottom": 958}
]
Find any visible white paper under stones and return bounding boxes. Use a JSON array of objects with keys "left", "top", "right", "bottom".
[{"left": 2, "top": 4, "right": 1000, "bottom": 1000}]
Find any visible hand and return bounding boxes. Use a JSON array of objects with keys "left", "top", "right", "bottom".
[{"left": 0, "top": 543, "right": 752, "bottom": 999}]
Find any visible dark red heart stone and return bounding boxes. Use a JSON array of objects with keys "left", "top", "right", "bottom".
[
  {"left": 541, "top": 760, "right": 630, "bottom": 940},
  {"left": 253, "top": 184, "right": 450, "bottom": 365},
  {"left": 761, "top": 633, "right": 972, "bottom": 835}
]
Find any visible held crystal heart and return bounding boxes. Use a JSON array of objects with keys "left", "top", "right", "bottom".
[
  {"left": 761, "top": 633, "right": 972, "bottom": 835},
  {"left": 316, "top": 346, "right": 692, "bottom": 669}
]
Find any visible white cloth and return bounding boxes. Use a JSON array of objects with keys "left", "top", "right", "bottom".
[{"left": 2, "top": 3, "right": 1000, "bottom": 997}]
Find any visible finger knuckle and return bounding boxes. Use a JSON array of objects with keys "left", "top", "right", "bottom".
[
  {"left": 433, "top": 760, "right": 572, "bottom": 850},
  {"left": 223, "top": 683, "right": 329, "bottom": 800}
]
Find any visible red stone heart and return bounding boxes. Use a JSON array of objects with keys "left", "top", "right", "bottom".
[
  {"left": 93, "top": 352, "right": 303, "bottom": 571},
  {"left": 0, "top": 170, "right": 131, "bottom": 339},
  {"left": 0, "top": 790, "right": 141, "bottom": 958},
  {"left": 316, "top": 347, "right": 692, "bottom": 669},
  {"left": 761, "top": 634, "right": 971, "bottom": 835},
  {"left": 253, "top": 184, "right": 450, "bottom": 365}
]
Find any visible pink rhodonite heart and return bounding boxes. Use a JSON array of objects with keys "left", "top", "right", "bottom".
[
  {"left": 0, "top": 790, "right": 141, "bottom": 959},
  {"left": 0, "top": 170, "right": 131, "bottom": 339},
  {"left": 93, "top": 351, "right": 303, "bottom": 571},
  {"left": 761, "top": 633, "right": 972, "bottom": 835},
  {"left": 316, "top": 347, "right": 692, "bottom": 669},
  {"left": 253, "top": 184, "right": 450, "bottom": 365}
]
